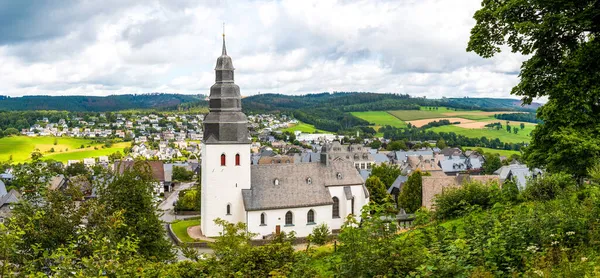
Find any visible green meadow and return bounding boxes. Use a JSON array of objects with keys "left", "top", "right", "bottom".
[
  {"left": 350, "top": 111, "right": 407, "bottom": 128},
  {"left": 463, "top": 147, "right": 521, "bottom": 157},
  {"left": 281, "top": 121, "right": 325, "bottom": 133},
  {"left": 429, "top": 123, "right": 534, "bottom": 143},
  {"left": 0, "top": 136, "right": 127, "bottom": 163}
]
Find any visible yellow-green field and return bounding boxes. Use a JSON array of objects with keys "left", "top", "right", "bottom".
[
  {"left": 429, "top": 123, "right": 534, "bottom": 143},
  {"left": 464, "top": 147, "right": 521, "bottom": 157},
  {"left": 281, "top": 122, "right": 325, "bottom": 133},
  {"left": 0, "top": 136, "right": 128, "bottom": 163},
  {"left": 350, "top": 111, "right": 407, "bottom": 128}
]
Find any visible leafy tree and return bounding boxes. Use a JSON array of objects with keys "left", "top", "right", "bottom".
[
  {"left": 522, "top": 172, "right": 576, "bottom": 201},
  {"left": 398, "top": 170, "right": 429, "bottom": 213},
  {"left": 482, "top": 154, "right": 502, "bottom": 174},
  {"left": 370, "top": 163, "right": 401, "bottom": 188},
  {"left": 172, "top": 166, "right": 194, "bottom": 182},
  {"left": 467, "top": 0, "right": 600, "bottom": 179},
  {"left": 30, "top": 151, "right": 42, "bottom": 161},
  {"left": 436, "top": 138, "right": 447, "bottom": 149},
  {"left": 520, "top": 123, "right": 525, "bottom": 130},
  {"left": 307, "top": 223, "right": 330, "bottom": 246},
  {"left": 65, "top": 162, "right": 87, "bottom": 177},
  {"left": 386, "top": 140, "right": 408, "bottom": 151},
  {"left": 97, "top": 162, "right": 175, "bottom": 262},
  {"left": 369, "top": 140, "right": 382, "bottom": 149},
  {"left": 3, "top": 127, "right": 18, "bottom": 136},
  {"left": 175, "top": 189, "right": 200, "bottom": 212},
  {"left": 365, "top": 176, "right": 389, "bottom": 205}
]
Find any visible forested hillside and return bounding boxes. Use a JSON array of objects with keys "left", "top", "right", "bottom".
[{"left": 0, "top": 94, "right": 201, "bottom": 111}]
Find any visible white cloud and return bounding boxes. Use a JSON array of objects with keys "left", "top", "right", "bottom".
[{"left": 0, "top": 0, "right": 526, "bottom": 99}]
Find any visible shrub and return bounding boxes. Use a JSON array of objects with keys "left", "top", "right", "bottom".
[
  {"left": 522, "top": 172, "right": 576, "bottom": 201},
  {"left": 308, "top": 223, "right": 330, "bottom": 245},
  {"left": 433, "top": 181, "right": 501, "bottom": 219}
]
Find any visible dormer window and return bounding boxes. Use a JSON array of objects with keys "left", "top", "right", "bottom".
[
  {"left": 306, "top": 177, "right": 312, "bottom": 185},
  {"left": 274, "top": 179, "right": 280, "bottom": 186},
  {"left": 337, "top": 173, "right": 342, "bottom": 180}
]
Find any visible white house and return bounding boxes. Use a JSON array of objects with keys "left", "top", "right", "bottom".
[{"left": 201, "top": 37, "right": 369, "bottom": 239}]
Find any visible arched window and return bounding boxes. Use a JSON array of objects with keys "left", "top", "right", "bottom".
[
  {"left": 285, "top": 211, "right": 293, "bottom": 225},
  {"left": 332, "top": 197, "right": 340, "bottom": 218},
  {"left": 221, "top": 154, "right": 226, "bottom": 166},
  {"left": 351, "top": 197, "right": 355, "bottom": 215},
  {"left": 226, "top": 204, "right": 231, "bottom": 215},
  {"left": 260, "top": 213, "right": 266, "bottom": 226},
  {"left": 274, "top": 179, "right": 280, "bottom": 186},
  {"left": 307, "top": 209, "right": 315, "bottom": 224},
  {"left": 235, "top": 153, "right": 240, "bottom": 166}
]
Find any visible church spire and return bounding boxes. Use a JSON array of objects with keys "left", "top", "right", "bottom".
[{"left": 222, "top": 23, "right": 227, "bottom": 56}]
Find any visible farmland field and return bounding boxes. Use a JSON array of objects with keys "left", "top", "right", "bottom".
[
  {"left": 429, "top": 123, "right": 535, "bottom": 143},
  {"left": 351, "top": 111, "right": 406, "bottom": 128},
  {"left": 281, "top": 121, "right": 325, "bottom": 133},
  {"left": 464, "top": 147, "right": 521, "bottom": 157},
  {"left": 0, "top": 136, "right": 127, "bottom": 163}
]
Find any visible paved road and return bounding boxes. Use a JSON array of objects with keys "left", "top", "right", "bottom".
[{"left": 159, "top": 182, "right": 198, "bottom": 223}]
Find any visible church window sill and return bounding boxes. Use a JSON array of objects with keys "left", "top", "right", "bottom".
[
  {"left": 306, "top": 222, "right": 316, "bottom": 225},
  {"left": 226, "top": 214, "right": 231, "bottom": 216},
  {"left": 259, "top": 224, "right": 267, "bottom": 226},
  {"left": 284, "top": 224, "right": 295, "bottom": 227}
]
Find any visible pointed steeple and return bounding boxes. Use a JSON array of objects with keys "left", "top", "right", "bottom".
[
  {"left": 222, "top": 34, "right": 227, "bottom": 56},
  {"left": 203, "top": 32, "right": 250, "bottom": 145}
]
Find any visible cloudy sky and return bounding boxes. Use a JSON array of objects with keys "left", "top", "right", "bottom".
[{"left": 0, "top": 0, "right": 527, "bottom": 99}]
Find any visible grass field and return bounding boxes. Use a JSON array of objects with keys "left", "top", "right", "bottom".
[
  {"left": 43, "top": 142, "right": 129, "bottom": 162},
  {"left": 464, "top": 147, "right": 521, "bottom": 157},
  {"left": 170, "top": 217, "right": 201, "bottom": 243},
  {"left": 281, "top": 122, "right": 325, "bottom": 133},
  {"left": 429, "top": 124, "right": 534, "bottom": 143},
  {"left": 388, "top": 109, "right": 449, "bottom": 121},
  {"left": 350, "top": 111, "right": 406, "bottom": 128},
  {"left": 0, "top": 136, "right": 127, "bottom": 163}
]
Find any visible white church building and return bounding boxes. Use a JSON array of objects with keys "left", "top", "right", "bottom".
[{"left": 201, "top": 35, "right": 370, "bottom": 239}]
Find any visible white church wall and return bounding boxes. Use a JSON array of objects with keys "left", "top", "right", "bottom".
[
  {"left": 327, "top": 184, "right": 369, "bottom": 230},
  {"left": 201, "top": 143, "right": 251, "bottom": 237},
  {"left": 247, "top": 205, "right": 331, "bottom": 239}
]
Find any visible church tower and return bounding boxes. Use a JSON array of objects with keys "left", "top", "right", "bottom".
[{"left": 201, "top": 34, "right": 251, "bottom": 237}]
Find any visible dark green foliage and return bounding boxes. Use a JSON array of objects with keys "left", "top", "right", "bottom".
[
  {"left": 398, "top": 170, "right": 430, "bottom": 213},
  {"left": 419, "top": 119, "right": 455, "bottom": 129},
  {"left": 370, "top": 163, "right": 401, "bottom": 188},
  {"left": 175, "top": 188, "right": 200, "bottom": 212},
  {"left": 522, "top": 172, "right": 576, "bottom": 201},
  {"left": 482, "top": 153, "right": 502, "bottom": 174},
  {"left": 172, "top": 166, "right": 194, "bottom": 181},
  {"left": 467, "top": 0, "right": 600, "bottom": 179},
  {"left": 308, "top": 223, "right": 331, "bottom": 245},
  {"left": 65, "top": 162, "right": 87, "bottom": 177},
  {"left": 436, "top": 138, "right": 447, "bottom": 149},
  {"left": 369, "top": 140, "right": 382, "bottom": 149},
  {"left": 494, "top": 112, "right": 540, "bottom": 123},
  {"left": 386, "top": 140, "right": 407, "bottom": 151},
  {"left": 97, "top": 162, "right": 175, "bottom": 262},
  {"left": 0, "top": 93, "right": 200, "bottom": 111},
  {"left": 207, "top": 219, "right": 296, "bottom": 277},
  {"left": 365, "top": 176, "right": 389, "bottom": 205},
  {"left": 433, "top": 181, "right": 501, "bottom": 220},
  {"left": 381, "top": 125, "right": 525, "bottom": 151}
]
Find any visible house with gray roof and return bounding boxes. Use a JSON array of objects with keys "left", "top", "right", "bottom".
[
  {"left": 0, "top": 180, "right": 21, "bottom": 222},
  {"left": 494, "top": 163, "right": 542, "bottom": 189},
  {"left": 439, "top": 156, "right": 483, "bottom": 175}
]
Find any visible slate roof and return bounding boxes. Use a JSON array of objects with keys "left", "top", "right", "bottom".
[
  {"left": 359, "top": 169, "right": 371, "bottom": 181},
  {"left": 387, "top": 175, "right": 408, "bottom": 194},
  {"left": 494, "top": 163, "right": 542, "bottom": 189},
  {"left": 0, "top": 189, "right": 21, "bottom": 208},
  {"left": 439, "top": 157, "right": 483, "bottom": 173},
  {"left": 115, "top": 161, "right": 165, "bottom": 182},
  {"left": 242, "top": 161, "right": 364, "bottom": 211},
  {"left": 394, "top": 150, "right": 434, "bottom": 161},
  {"left": 0, "top": 180, "right": 6, "bottom": 197},
  {"left": 373, "top": 153, "right": 390, "bottom": 164},
  {"left": 344, "top": 186, "right": 353, "bottom": 200}
]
